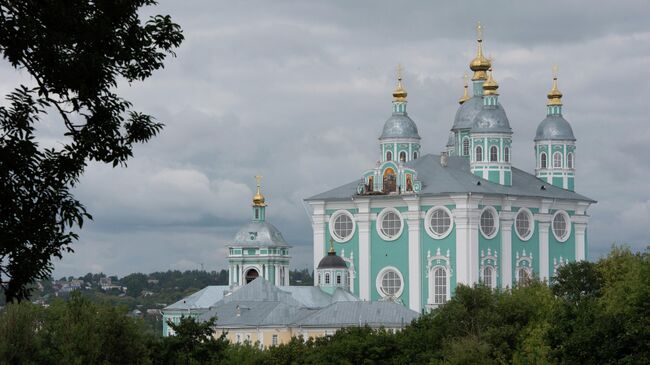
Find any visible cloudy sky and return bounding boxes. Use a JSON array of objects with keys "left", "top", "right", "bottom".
[{"left": 2, "top": 0, "right": 648, "bottom": 277}]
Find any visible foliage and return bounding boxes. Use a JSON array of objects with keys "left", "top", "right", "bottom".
[
  {"left": 0, "top": 246, "right": 648, "bottom": 364},
  {"left": 0, "top": 0, "right": 183, "bottom": 303}
]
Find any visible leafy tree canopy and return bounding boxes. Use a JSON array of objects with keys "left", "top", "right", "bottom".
[{"left": 0, "top": 0, "right": 183, "bottom": 303}]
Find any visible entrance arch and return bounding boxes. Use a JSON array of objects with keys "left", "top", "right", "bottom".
[{"left": 245, "top": 268, "right": 259, "bottom": 283}]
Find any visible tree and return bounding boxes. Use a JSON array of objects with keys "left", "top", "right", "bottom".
[
  {"left": 152, "top": 316, "right": 228, "bottom": 365},
  {"left": 0, "top": 0, "right": 183, "bottom": 302},
  {"left": 551, "top": 261, "right": 602, "bottom": 304}
]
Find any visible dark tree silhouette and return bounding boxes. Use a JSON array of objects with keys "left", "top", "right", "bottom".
[{"left": 0, "top": 0, "right": 183, "bottom": 302}]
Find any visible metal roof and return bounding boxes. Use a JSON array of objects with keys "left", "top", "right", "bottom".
[
  {"left": 305, "top": 154, "right": 595, "bottom": 203},
  {"left": 379, "top": 112, "right": 420, "bottom": 140},
  {"left": 298, "top": 301, "right": 419, "bottom": 328},
  {"left": 470, "top": 104, "right": 512, "bottom": 134},
  {"left": 232, "top": 221, "right": 289, "bottom": 247},
  {"left": 164, "top": 285, "right": 229, "bottom": 311},
  {"left": 452, "top": 95, "right": 483, "bottom": 131},
  {"left": 535, "top": 114, "right": 576, "bottom": 141}
]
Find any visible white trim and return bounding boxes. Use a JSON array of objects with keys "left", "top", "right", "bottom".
[
  {"left": 515, "top": 249, "right": 534, "bottom": 284},
  {"left": 551, "top": 210, "right": 571, "bottom": 242},
  {"left": 426, "top": 248, "right": 452, "bottom": 308},
  {"left": 479, "top": 206, "right": 499, "bottom": 239},
  {"left": 424, "top": 206, "right": 454, "bottom": 239},
  {"left": 480, "top": 248, "right": 498, "bottom": 289},
  {"left": 376, "top": 207, "right": 404, "bottom": 241},
  {"left": 376, "top": 266, "right": 405, "bottom": 299},
  {"left": 514, "top": 208, "right": 535, "bottom": 241},
  {"left": 329, "top": 210, "right": 356, "bottom": 243}
]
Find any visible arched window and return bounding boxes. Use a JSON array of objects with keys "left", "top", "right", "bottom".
[
  {"left": 413, "top": 151, "right": 418, "bottom": 160},
  {"left": 540, "top": 152, "right": 547, "bottom": 168},
  {"left": 463, "top": 138, "right": 470, "bottom": 156},
  {"left": 504, "top": 147, "right": 510, "bottom": 162},
  {"left": 325, "top": 273, "right": 330, "bottom": 284},
  {"left": 490, "top": 146, "right": 498, "bottom": 162},
  {"left": 399, "top": 151, "right": 406, "bottom": 162},
  {"left": 553, "top": 152, "right": 562, "bottom": 168},
  {"left": 483, "top": 266, "right": 493, "bottom": 288},
  {"left": 567, "top": 152, "right": 574, "bottom": 169},
  {"left": 518, "top": 269, "right": 529, "bottom": 286},
  {"left": 433, "top": 268, "right": 447, "bottom": 304},
  {"left": 475, "top": 145, "right": 483, "bottom": 162},
  {"left": 386, "top": 151, "right": 392, "bottom": 161}
]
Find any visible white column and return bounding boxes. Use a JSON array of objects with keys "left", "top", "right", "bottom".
[
  {"left": 274, "top": 264, "right": 279, "bottom": 286},
  {"left": 310, "top": 202, "right": 326, "bottom": 277},
  {"left": 500, "top": 217, "right": 513, "bottom": 288},
  {"left": 355, "top": 199, "right": 372, "bottom": 301},
  {"left": 537, "top": 216, "right": 551, "bottom": 281},
  {"left": 573, "top": 215, "right": 589, "bottom": 261},
  {"left": 229, "top": 265, "right": 234, "bottom": 285},
  {"left": 284, "top": 265, "right": 290, "bottom": 286},
  {"left": 264, "top": 264, "right": 268, "bottom": 280},
  {"left": 404, "top": 196, "right": 421, "bottom": 312}
]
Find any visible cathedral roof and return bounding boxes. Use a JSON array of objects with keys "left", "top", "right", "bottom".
[
  {"left": 317, "top": 251, "right": 347, "bottom": 270},
  {"left": 470, "top": 103, "right": 512, "bottom": 134},
  {"left": 232, "top": 221, "right": 289, "bottom": 247},
  {"left": 305, "top": 154, "right": 595, "bottom": 203},
  {"left": 452, "top": 95, "right": 483, "bottom": 130},
  {"left": 535, "top": 114, "right": 576, "bottom": 141},
  {"left": 379, "top": 113, "right": 420, "bottom": 140}
]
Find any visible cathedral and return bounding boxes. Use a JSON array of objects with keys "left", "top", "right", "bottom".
[{"left": 304, "top": 24, "right": 595, "bottom": 313}]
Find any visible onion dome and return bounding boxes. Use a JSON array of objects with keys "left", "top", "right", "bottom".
[
  {"left": 469, "top": 22, "right": 491, "bottom": 81},
  {"left": 317, "top": 241, "right": 347, "bottom": 269},
  {"left": 380, "top": 65, "right": 421, "bottom": 140},
  {"left": 482, "top": 69, "right": 499, "bottom": 95},
  {"left": 458, "top": 74, "right": 470, "bottom": 104},
  {"left": 452, "top": 96, "right": 483, "bottom": 131},
  {"left": 547, "top": 67, "right": 563, "bottom": 106},
  {"left": 252, "top": 176, "right": 266, "bottom": 207}
]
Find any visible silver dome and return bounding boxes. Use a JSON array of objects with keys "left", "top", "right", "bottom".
[
  {"left": 379, "top": 113, "right": 420, "bottom": 140},
  {"left": 534, "top": 115, "right": 575, "bottom": 141},
  {"left": 452, "top": 96, "right": 483, "bottom": 131},
  {"left": 470, "top": 104, "right": 512, "bottom": 134},
  {"left": 232, "top": 221, "right": 288, "bottom": 247}
]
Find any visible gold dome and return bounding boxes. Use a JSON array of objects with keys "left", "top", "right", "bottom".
[
  {"left": 547, "top": 66, "right": 563, "bottom": 106},
  {"left": 469, "top": 21, "right": 491, "bottom": 81},
  {"left": 252, "top": 175, "right": 266, "bottom": 207},
  {"left": 393, "top": 64, "right": 408, "bottom": 101},
  {"left": 482, "top": 69, "right": 499, "bottom": 95},
  {"left": 459, "top": 73, "right": 470, "bottom": 104}
]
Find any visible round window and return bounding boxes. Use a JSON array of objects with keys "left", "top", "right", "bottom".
[
  {"left": 329, "top": 211, "right": 355, "bottom": 242},
  {"left": 426, "top": 206, "right": 453, "bottom": 239},
  {"left": 377, "top": 209, "right": 403, "bottom": 241},
  {"left": 377, "top": 267, "right": 403, "bottom": 298},
  {"left": 552, "top": 211, "right": 571, "bottom": 242},
  {"left": 515, "top": 208, "right": 534, "bottom": 241},
  {"left": 480, "top": 207, "right": 499, "bottom": 239}
]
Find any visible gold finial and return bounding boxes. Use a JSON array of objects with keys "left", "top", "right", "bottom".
[
  {"left": 329, "top": 238, "right": 335, "bottom": 254},
  {"left": 459, "top": 73, "right": 470, "bottom": 104},
  {"left": 392, "top": 64, "right": 408, "bottom": 101},
  {"left": 252, "top": 175, "right": 266, "bottom": 207},
  {"left": 470, "top": 21, "right": 491, "bottom": 81},
  {"left": 483, "top": 68, "right": 499, "bottom": 95},
  {"left": 547, "top": 65, "right": 563, "bottom": 106}
]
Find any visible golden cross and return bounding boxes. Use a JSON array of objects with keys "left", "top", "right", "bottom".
[
  {"left": 254, "top": 175, "right": 262, "bottom": 188},
  {"left": 552, "top": 65, "right": 559, "bottom": 79},
  {"left": 476, "top": 21, "right": 483, "bottom": 41},
  {"left": 329, "top": 238, "right": 335, "bottom": 252},
  {"left": 396, "top": 63, "right": 404, "bottom": 81},
  {"left": 463, "top": 73, "right": 469, "bottom": 87}
]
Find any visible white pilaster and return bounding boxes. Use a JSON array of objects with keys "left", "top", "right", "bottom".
[
  {"left": 573, "top": 215, "right": 589, "bottom": 261},
  {"left": 285, "top": 265, "right": 290, "bottom": 286},
  {"left": 500, "top": 216, "right": 513, "bottom": 288},
  {"left": 403, "top": 196, "right": 421, "bottom": 312},
  {"left": 452, "top": 194, "right": 481, "bottom": 286},
  {"left": 310, "top": 202, "right": 326, "bottom": 277},
  {"left": 274, "top": 264, "right": 279, "bottom": 286},
  {"left": 355, "top": 198, "right": 372, "bottom": 301},
  {"left": 537, "top": 214, "right": 551, "bottom": 281}
]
